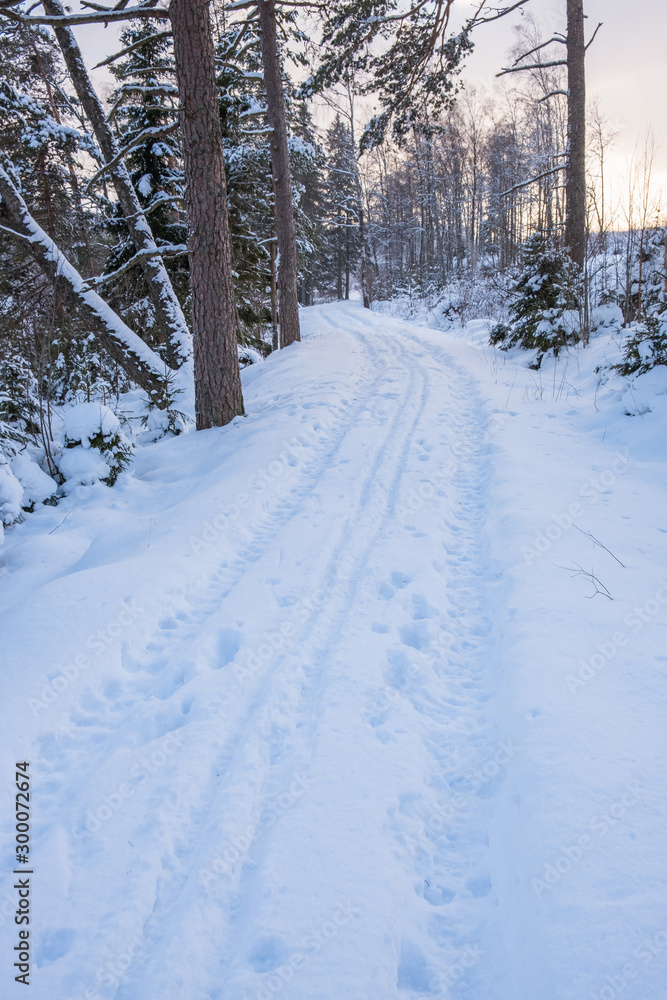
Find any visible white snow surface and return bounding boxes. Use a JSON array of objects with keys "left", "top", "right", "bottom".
[
  {"left": 63, "top": 402, "right": 121, "bottom": 447},
  {"left": 10, "top": 454, "right": 57, "bottom": 506},
  {"left": 1, "top": 303, "right": 666, "bottom": 1000},
  {"left": 57, "top": 446, "right": 111, "bottom": 487},
  {"left": 0, "top": 461, "right": 23, "bottom": 525}
]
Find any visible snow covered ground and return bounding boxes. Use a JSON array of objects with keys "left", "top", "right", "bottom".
[{"left": 1, "top": 302, "right": 666, "bottom": 1000}]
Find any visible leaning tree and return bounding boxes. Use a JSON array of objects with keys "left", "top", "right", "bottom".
[{"left": 0, "top": 0, "right": 245, "bottom": 429}]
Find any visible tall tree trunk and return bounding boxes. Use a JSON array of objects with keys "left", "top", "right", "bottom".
[
  {"left": 41, "top": 0, "right": 191, "bottom": 369},
  {"left": 566, "top": 0, "right": 587, "bottom": 269},
  {"left": 170, "top": 0, "right": 244, "bottom": 429},
  {"left": 346, "top": 77, "right": 372, "bottom": 308},
  {"left": 358, "top": 203, "right": 372, "bottom": 308},
  {"left": 257, "top": 0, "right": 301, "bottom": 348},
  {"left": 270, "top": 236, "right": 279, "bottom": 351}
]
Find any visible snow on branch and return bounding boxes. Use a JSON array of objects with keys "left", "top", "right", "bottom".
[
  {"left": 84, "top": 245, "right": 188, "bottom": 288},
  {"left": 537, "top": 90, "right": 569, "bottom": 103},
  {"left": 0, "top": 3, "right": 170, "bottom": 26},
  {"left": 501, "top": 164, "right": 566, "bottom": 198},
  {"left": 497, "top": 59, "right": 567, "bottom": 78},
  {"left": 0, "top": 163, "right": 178, "bottom": 402}
]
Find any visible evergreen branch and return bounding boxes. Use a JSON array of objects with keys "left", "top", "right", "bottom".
[
  {"left": 115, "top": 64, "right": 176, "bottom": 78},
  {"left": 105, "top": 84, "right": 178, "bottom": 123}
]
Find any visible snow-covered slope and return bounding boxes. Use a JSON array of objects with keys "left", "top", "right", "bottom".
[{"left": 1, "top": 303, "right": 665, "bottom": 1000}]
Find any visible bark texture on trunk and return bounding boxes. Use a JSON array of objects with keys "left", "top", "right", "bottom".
[
  {"left": 566, "top": 0, "right": 587, "bottom": 269},
  {"left": 0, "top": 166, "right": 169, "bottom": 400},
  {"left": 257, "top": 0, "right": 301, "bottom": 348},
  {"left": 170, "top": 0, "right": 244, "bottom": 429},
  {"left": 42, "top": 0, "right": 190, "bottom": 368}
]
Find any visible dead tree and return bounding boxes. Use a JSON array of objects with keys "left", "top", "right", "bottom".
[{"left": 565, "top": 0, "right": 587, "bottom": 268}]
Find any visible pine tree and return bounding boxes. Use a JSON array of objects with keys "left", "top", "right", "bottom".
[
  {"left": 490, "top": 231, "right": 582, "bottom": 367},
  {"left": 105, "top": 21, "right": 189, "bottom": 353}
]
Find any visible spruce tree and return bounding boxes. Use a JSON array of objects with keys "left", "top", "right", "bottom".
[{"left": 490, "top": 231, "right": 582, "bottom": 367}]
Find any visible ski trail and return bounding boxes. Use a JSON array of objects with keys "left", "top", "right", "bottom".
[
  {"left": 111, "top": 317, "right": 433, "bottom": 998},
  {"left": 108, "top": 312, "right": 509, "bottom": 1000},
  {"left": 23, "top": 307, "right": 512, "bottom": 1000}
]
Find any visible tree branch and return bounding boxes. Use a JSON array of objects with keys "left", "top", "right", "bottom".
[
  {"left": 497, "top": 59, "right": 568, "bottom": 77},
  {"left": 501, "top": 164, "right": 566, "bottom": 197},
  {"left": 84, "top": 245, "right": 188, "bottom": 288},
  {"left": 0, "top": 3, "right": 169, "bottom": 26},
  {"left": 0, "top": 164, "right": 173, "bottom": 400},
  {"left": 585, "top": 21, "right": 603, "bottom": 51},
  {"left": 537, "top": 89, "right": 568, "bottom": 103},
  {"left": 92, "top": 29, "right": 172, "bottom": 70},
  {"left": 510, "top": 35, "right": 567, "bottom": 66}
]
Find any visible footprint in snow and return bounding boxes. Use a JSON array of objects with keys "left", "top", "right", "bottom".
[{"left": 211, "top": 627, "right": 242, "bottom": 669}]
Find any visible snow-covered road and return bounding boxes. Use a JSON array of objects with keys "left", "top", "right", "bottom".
[{"left": 1, "top": 303, "right": 666, "bottom": 1000}]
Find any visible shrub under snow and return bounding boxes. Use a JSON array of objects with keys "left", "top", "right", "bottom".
[{"left": 58, "top": 402, "right": 133, "bottom": 489}]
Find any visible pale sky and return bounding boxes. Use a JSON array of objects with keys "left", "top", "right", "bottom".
[
  {"left": 456, "top": 0, "right": 667, "bottom": 218},
  {"left": 75, "top": 0, "right": 666, "bottom": 221}
]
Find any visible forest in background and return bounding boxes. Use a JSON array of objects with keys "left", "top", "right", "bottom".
[{"left": 0, "top": 0, "right": 666, "bottom": 536}]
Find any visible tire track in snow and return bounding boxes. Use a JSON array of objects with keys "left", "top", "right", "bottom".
[
  {"left": 44, "top": 311, "right": 509, "bottom": 1000},
  {"left": 101, "top": 320, "right": 429, "bottom": 998},
  {"left": 126, "top": 317, "right": 509, "bottom": 1000},
  {"left": 382, "top": 326, "right": 507, "bottom": 999}
]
